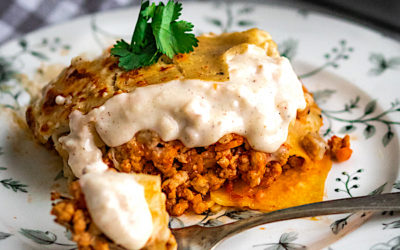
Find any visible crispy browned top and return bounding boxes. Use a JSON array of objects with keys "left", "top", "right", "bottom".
[{"left": 26, "top": 28, "right": 279, "bottom": 144}]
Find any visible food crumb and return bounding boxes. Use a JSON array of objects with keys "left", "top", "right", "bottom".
[{"left": 55, "top": 95, "right": 66, "bottom": 105}]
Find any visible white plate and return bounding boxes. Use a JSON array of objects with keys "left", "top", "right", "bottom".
[{"left": 0, "top": 2, "right": 399, "bottom": 250}]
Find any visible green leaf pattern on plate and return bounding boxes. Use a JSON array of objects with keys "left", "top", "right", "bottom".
[
  {"left": 297, "top": 9, "right": 310, "bottom": 18},
  {"left": 370, "top": 235, "right": 400, "bottom": 250},
  {"left": 196, "top": 209, "right": 260, "bottom": 227},
  {"left": 299, "top": 40, "right": 353, "bottom": 79},
  {"left": 0, "top": 232, "right": 12, "bottom": 240},
  {"left": 0, "top": 178, "right": 28, "bottom": 193},
  {"left": 382, "top": 219, "right": 400, "bottom": 230},
  {"left": 205, "top": 3, "right": 254, "bottom": 33},
  {"left": 0, "top": 156, "right": 28, "bottom": 193},
  {"left": 393, "top": 181, "right": 400, "bottom": 190},
  {"left": 330, "top": 182, "right": 387, "bottom": 235},
  {"left": 330, "top": 214, "right": 352, "bottom": 235},
  {"left": 369, "top": 53, "right": 400, "bottom": 76},
  {"left": 0, "top": 37, "right": 70, "bottom": 110},
  {"left": 19, "top": 228, "right": 75, "bottom": 246},
  {"left": 253, "top": 232, "right": 306, "bottom": 250},
  {"left": 278, "top": 39, "right": 298, "bottom": 61},
  {"left": 334, "top": 169, "right": 364, "bottom": 198},
  {"left": 318, "top": 94, "right": 400, "bottom": 146}
]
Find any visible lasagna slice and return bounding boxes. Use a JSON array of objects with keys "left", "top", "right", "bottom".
[{"left": 27, "top": 28, "right": 351, "bottom": 248}]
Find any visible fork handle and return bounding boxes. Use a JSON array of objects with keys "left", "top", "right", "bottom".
[
  {"left": 212, "top": 192, "right": 400, "bottom": 248},
  {"left": 173, "top": 193, "right": 400, "bottom": 250}
]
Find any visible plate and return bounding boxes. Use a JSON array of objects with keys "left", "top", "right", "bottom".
[{"left": 0, "top": 2, "right": 399, "bottom": 250}]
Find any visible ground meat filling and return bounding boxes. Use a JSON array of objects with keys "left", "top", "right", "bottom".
[
  {"left": 51, "top": 180, "right": 177, "bottom": 250},
  {"left": 102, "top": 131, "right": 292, "bottom": 216},
  {"left": 51, "top": 183, "right": 110, "bottom": 250},
  {"left": 328, "top": 135, "right": 353, "bottom": 162}
]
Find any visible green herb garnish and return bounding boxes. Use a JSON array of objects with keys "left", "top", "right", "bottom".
[{"left": 111, "top": 0, "right": 198, "bottom": 71}]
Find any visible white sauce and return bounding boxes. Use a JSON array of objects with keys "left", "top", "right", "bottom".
[
  {"left": 55, "top": 95, "right": 66, "bottom": 105},
  {"left": 60, "top": 44, "right": 306, "bottom": 177},
  {"left": 58, "top": 111, "right": 108, "bottom": 177},
  {"left": 80, "top": 171, "right": 153, "bottom": 250}
]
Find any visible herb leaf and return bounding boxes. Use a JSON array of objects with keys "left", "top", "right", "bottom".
[
  {"left": 170, "top": 21, "right": 198, "bottom": 54},
  {"left": 131, "top": 1, "right": 154, "bottom": 49},
  {"left": 111, "top": 0, "right": 198, "bottom": 71},
  {"left": 151, "top": 1, "right": 179, "bottom": 58},
  {"left": 110, "top": 40, "right": 131, "bottom": 57},
  {"left": 124, "top": 43, "right": 160, "bottom": 69}
]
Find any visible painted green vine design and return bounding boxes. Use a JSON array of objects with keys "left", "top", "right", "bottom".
[
  {"left": 370, "top": 235, "right": 400, "bottom": 250},
  {"left": 0, "top": 55, "right": 22, "bottom": 110},
  {"left": 299, "top": 40, "right": 353, "bottom": 79},
  {"left": 39, "top": 37, "right": 71, "bottom": 52},
  {"left": 330, "top": 214, "right": 352, "bottom": 235},
  {"left": 369, "top": 53, "right": 400, "bottom": 76},
  {"left": 0, "top": 147, "right": 28, "bottom": 193},
  {"left": 278, "top": 39, "right": 298, "bottom": 61},
  {"left": 253, "top": 232, "right": 306, "bottom": 250},
  {"left": 90, "top": 16, "right": 123, "bottom": 50},
  {"left": 378, "top": 181, "right": 400, "bottom": 230},
  {"left": 297, "top": 9, "right": 310, "bottom": 18},
  {"left": 205, "top": 3, "right": 255, "bottom": 33},
  {"left": 330, "top": 169, "right": 363, "bottom": 234},
  {"left": 394, "top": 181, "right": 400, "bottom": 190},
  {"left": 382, "top": 219, "right": 400, "bottom": 230},
  {"left": 0, "top": 37, "right": 70, "bottom": 110},
  {"left": 368, "top": 179, "right": 400, "bottom": 249},
  {"left": 334, "top": 169, "right": 364, "bottom": 197},
  {"left": 0, "top": 220, "right": 75, "bottom": 246},
  {"left": 197, "top": 209, "right": 259, "bottom": 227},
  {"left": 313, "top": 89, "right": 400, "bottom": 147},
  {"left": 276, "top": 40, "right": 399, "bottom": 81},
  {"left": 330, "top": 182, "right": 386, "bottom": 234},
  {"left": 169, "top": 209, "right": 259, "bottom": 228},
  {"left": 0, "top": 232, "right": 12, "bottom": 240},
  {"left": 19, "top": 228, "right": 75, "bottom": 247},
  {"left": 0, "top": 167, "right": 28, "bottom": 193}
]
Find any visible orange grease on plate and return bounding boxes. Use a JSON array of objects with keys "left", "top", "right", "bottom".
[{"left": 211, "top": 155, "right": 332, "bottom": 211}]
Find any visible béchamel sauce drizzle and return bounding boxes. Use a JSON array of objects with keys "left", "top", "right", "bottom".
[
  {"left": 59, "top": 44, "right": 306, "bottom": 178},
  {"left": 80, "top": 171, "right": 153, "bottom": 250}
]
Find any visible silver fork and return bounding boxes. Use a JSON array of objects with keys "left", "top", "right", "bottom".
[{"left": 172, "top": 192, "right": 400, "bottom": 250}]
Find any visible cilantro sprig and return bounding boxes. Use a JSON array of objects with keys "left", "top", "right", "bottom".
[{"left": 111, "top": 0, "right": 198, "bottom": 71}]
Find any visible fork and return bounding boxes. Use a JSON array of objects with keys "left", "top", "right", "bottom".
[{"left": 171, "top": 192, "right": 400, "bottom": 250}]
